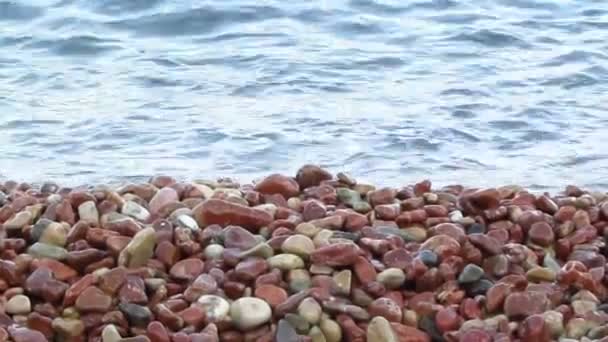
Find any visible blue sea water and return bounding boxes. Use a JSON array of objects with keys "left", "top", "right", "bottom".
[{"left": 1, "top": 0, "right": 608, "bottom": 191}]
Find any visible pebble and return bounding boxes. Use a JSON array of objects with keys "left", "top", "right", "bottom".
[
  {"left": 5, "top": 294, "right": 31, "bottom": 315},
  {"left": 298, "top": 297, "right": 322, "bottom": 324},
  {"left": 75, "top": 286, "right": 112, "bottom": 312},
  {"left": 376, "top": 268, "right": 406, "bottom": 289},
  {"left": 458, "top": 264, "right": 484, "bottom": 284},
  {"left": 229, "top": 297, "right": 272, "bottom": 331},
  {"left": 367, "top": 316, "right": 398, "bottom": 342},
  {"left": 268, "top": 254, "right": 305, "bottom": 270},
  {"left": 3, "top": 169, "right": 608, "bottom": 341},
  {"left": 320, "top": 316, "right": 342, "bottom": 342},
  {"left": 78, "top": 201, "right": 99, "bottom": 225},
  {"left": 27, "top": 242, "right": 68, "bottom": 260},
  {"left": 197, "top": 295, "right": 230, "bottom": 322},
  {"left": 118, "top": 227, "right": 156, "bottom": 268},
  {"left": 282, "top": 234, "right": 315, "bottom": 258},
  {"left": 122, "top": 201, "right": 151, "bottom": 221},
  {"left": 418, "top": 250, "right": 438, "bottom": 267}
]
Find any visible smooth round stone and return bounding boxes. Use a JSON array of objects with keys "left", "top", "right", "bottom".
[
  {"left": 465, "top": 279, "right": 494, "bottom": 296},
  {"left": 320, "top": 316, "right": 342, "bottom": 342},
  {"left": 282, "top": 235, "right": 316, "bottom": 258},
  {"left": 572, "top": 300, "right": 597, "bottom": 316},
  {"left": 402, "top": 228, "right": 427, "bottom": 242},
  {"left": 176, "top": 214, "right": 199, "bottom": 231},
  {"left": 543, "top": 254, "right": 561, "bottom": 273},
  {"left": 526, "top": 267, "right": 556, "bottom": 282},
  {"left": 27, "top": 242, "right": 68, "bottom": 260},
  {"left": 268, "top": 254, "right": 305, "bottom": 270},
  {"left": 4, "top": 211, "right": 32, "bottom": 230},
  {"left": 295, "top": 223, "right": 320, "bottom": 238},
  {"left": 298, "top": 297, "right": 322, "bottom": 325},
  {"left": 118, "top": 227, "right": 157, "bottom": 268},
  {"left": 458, "top": 264, "right": 485, "bottom": 284},
  {"left": 542, "top": 311, "right": 564, "bottom": 337},
  {"left": 169, "top": 258, "right": 205, "bottom": 281},
  {"left": 101, "top": 324, "right": 122, "bottom": 342},
  {"left": 466, "top": 223, "right": 486, "bottom": 235},
  {"left": 197, "top": 295, "right": 230, "bottom": 322},
  {"left": 118, "top": 302, "right": 152, "bottom": 327},
  {"left": 149, "top": 187, "right": 179, "bottom": 215},
  {"left": 238, "top": 242, "right": 274, "bottom": 259},
  {"left": 204, "top": 244, "right": 224, "bottom": 259},
  {"left": 78, "top": 201, "right": 99, "bottom": 225},
  {"left": 38, "top": 223, "right": 69, "bottom": 247},
  {"left": 5, "top": 294, "right": 31, "bottom": 315},
  {"left": 367, "top": 316, "right": 397, "bottom": 342},
  {"left": 285, "top": 313, "right": 310, "bottom": 334},
  {"left": 230, "top": 297, "right": 272, "bottom": 331},
  {"left": 309, "top": 326, "right": 326, "bottom": 342},
  {"left": 332, "top": 270, "right": 352, "bottom": 295},
  {"left": 52, "top": 318, "right": 85, "bottom": 337},
  {"left": 122, "top": 201, "right": 150, "bottom": 221},
  {"left": 418, "top": 250, "right": 438, "bottom": 267},
  {"left": 288, "top": 269, "right": 312, "bottom": 292},
  {"left": 276, "top": 319, "right": 299, "bottom": 342},
  {"left": 376, "top": 268, "right": 406, "bottom": 289}
]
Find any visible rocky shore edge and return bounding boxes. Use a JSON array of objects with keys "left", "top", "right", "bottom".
[{"left": 1, "top": 164, "right": 608, "bottom": 342}]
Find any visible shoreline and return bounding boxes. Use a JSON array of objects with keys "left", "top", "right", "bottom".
[{"left": 1, "top": 164, "right": 607, "bottom": 341}]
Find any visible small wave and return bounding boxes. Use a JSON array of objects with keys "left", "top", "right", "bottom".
[
  {"left": 24, "top": 35, "right": 121, "bottom": 56},
  {"left": 0, "top": 1, "right": 44, "bottom": 21},
  {"left": 108, "top": 6, "right": 284, "bottom": 37},
  {"left": 447, "top": 29, "right": 531, "bottom": 48}
]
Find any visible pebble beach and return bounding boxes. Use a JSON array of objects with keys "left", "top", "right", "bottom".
[{"left": 1, "top": 165, "right": 607, "bottom": 342}]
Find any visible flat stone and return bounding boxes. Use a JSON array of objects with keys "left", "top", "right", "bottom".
[
  {"left": 27, "top": 242, "right": 68, "bottom": 260},
  {"left": 526, "top": 267, "right": 556, "bottom": 282},
  {"left": 367, "top": 316, "right": 398, "bottom": 342},
  {"left": 528, "top": 221, "right": 555, "bottom": 246},
  {"left": 122, "top": 201, "right": 151, "bottom": 221},
  {"left": 5, "top": 294, "right": 31, "bottom": 315},
  {"left": 377, "top": 268, "right": 406, "bottom": 289},
  {"left": 7, "top": 327, "right": 47, "bottom": 342},
  {"left": 255, "top": 174, "right": 300, "bottom": 199},
  {"left": 197, "top": 295, "right": 230, "bottom": 322},
  {"left": 230, "top": 297, "right": 272, "bottom": 331},
  {"left": 320, "top": 316, "right": 342, "bottom": 342},
  {"left": 368, "top": 298, "right": 402, "bottom": 323},
  {"left": 542, "top": 310, "right": 564, "bottom": 338},
  {"left": 119, "top": 302, "right": 152, "bottom": 327},
  {"left": 52, "top": 317, "right": 85, "bottom": 337},
  {"left": 418, "top": 250, "right": 438, "bottom": 267},
  {"left": 75, "top": 286, "right": 112, "bottom": 312},
  {"left": 25, "top": 267, "right": 68, "bottom": 303},
  {"left": 102, "top": 324, "right": 122, "bottom": 342},
  {"left": 169, "top": 258, "right": 205, "bottom": 281},
  {"left": 254, "top": 284, "right": 288, "bottom": 308},
  {"left": 458, "top": 264, "right": 484, "bottom": 284},
  {"left": 78, "top": 201, "right": 99, "bottom": 226},
  {"left": 504, "top": 291, "right": 550, "bottom": 319},
  {"left": 276, "top": 319, "right": 299, "bottom": 342},
  {"left": 282, "top": 234, "right": 315, "bottom": 258},
  {"left": 118, "top": 227, "right": 156, "bottom": 268},
  {"left": 4, "top": 211, "right": 32, "bottom": 230},
  {"left": 268, "top": 254, "right": 305, "bottom": 270},
  {"left": 332, "top": 270, "right": 352, "bottom": 296},
  {"left": 193, "top": 199, "right": 273, "bottom": 231},
  {"left": 149, "top": 187, "right": 179, "bottom": 215},
  {"left": 297, "top": 297, "right": 322, "bottom": 325},
  {"left": 296, "top": 165, "right": 332, "bottom": 189},
  {"left": 176, "top": 214, "right": 199, "bottom": 231},
  {"left": 310, "top": 243, "right": 359, "bottom": 267}
]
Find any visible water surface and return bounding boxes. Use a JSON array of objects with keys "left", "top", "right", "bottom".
[{"left": 1, "top": 0, "right": 608, "bottom": 191}]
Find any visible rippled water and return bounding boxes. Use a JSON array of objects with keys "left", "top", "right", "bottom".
[{"left": 1, "top": 0, "right": 608, "bottom": 191}]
